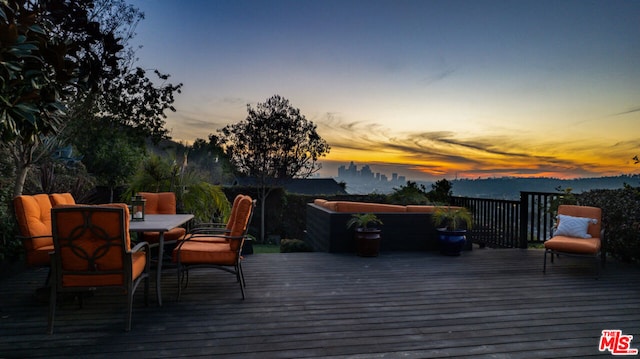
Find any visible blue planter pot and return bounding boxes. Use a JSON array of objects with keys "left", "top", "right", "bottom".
[{"left": 437, "top": 229, "right": 467, "bottom": 256}]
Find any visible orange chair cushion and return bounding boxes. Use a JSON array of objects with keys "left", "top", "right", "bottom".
[
  {"left": 224, "top": 194, "right": 244, "bottom": 230},
  {"left": 332, "top": 201, "right": 406, "bottom": 213},
  {"left": 142, "top": 227, "right": 187, "bottom": 243},
  {"left": 405, "top": 205, "right": 436, "bottom": 213},
  {"left": 13, "top": 194, "right": 53, "bottom": 247},
  {"left": 28, "top": 245, "right": 55, "bottom": 267},
  {"left": 136, "top": 192, "right": 185, "bottom": 243},
  {"left": 49, "top": 193, "right": 76, "bottom": 207},
  {"left": 138, "top": 192, "right": 177, "bottom": 214},
  {"left": 544, "top": 236, "right": 601, "bottom": 255},
  {"left": 62, "top": 251, "right": 147, "bottom": 287},
  {"left": 173, "top": 241, "right": 237, "bottom": 266}
]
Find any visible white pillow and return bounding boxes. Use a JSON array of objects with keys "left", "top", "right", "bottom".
[{"left": 553, "top": 214, "right": 598, "bottom": 238}]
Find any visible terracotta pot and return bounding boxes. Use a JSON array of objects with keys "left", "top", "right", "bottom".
[{"left": 354, "top": 228, "right": 381, "bottom": 257}]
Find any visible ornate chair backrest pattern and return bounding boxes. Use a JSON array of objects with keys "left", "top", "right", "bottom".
[{"left": 51, "top": 204, "right": 132, "bottom": 288}]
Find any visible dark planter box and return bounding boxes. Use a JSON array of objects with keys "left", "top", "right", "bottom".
[{"left": 306, "top": 203, "right": 440, "bottom": 253}]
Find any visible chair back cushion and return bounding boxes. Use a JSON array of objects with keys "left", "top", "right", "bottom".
[
  {"left": 138, "top": 192, "right": 177, "bottom": 214},
  {"left": 13, "top": 194, "right": 53, "bottom": 249},
  {"left": 225, "top": 194, "right": 244, "bottom": 230},
  {"left": 49, "top": 193, "right": 76, "bottom": 207},
  {"left": 51, "top": 204, "right": 132, "bottom": 287},
  {"left": 228, "top": 196, "right": 254, "bottom": 251},
  {"left": 557, "top": 205, "right": 602, "bottom": 239}
]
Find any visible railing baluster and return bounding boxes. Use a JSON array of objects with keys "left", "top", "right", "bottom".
[{"left": 453, "top": 191, "right": 558, "bottom": 248}]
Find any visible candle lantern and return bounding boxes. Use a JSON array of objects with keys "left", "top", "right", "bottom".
[{"left": 131, "top": 195, "right": 146, "bottom": 221}]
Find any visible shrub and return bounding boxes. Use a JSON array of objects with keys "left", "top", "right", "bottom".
[
  {"left": 578, "top": 186, "right": 640, "bottom": 263},
  {"left": 280, "top": 239, "right": 313, "bottom": 253}
]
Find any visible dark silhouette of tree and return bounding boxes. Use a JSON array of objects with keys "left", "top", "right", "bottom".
[
  {"left": 219, "top": 94, "right": 330, "bottom": 241},
  {"left": 428, "top": 178, "right": 453, "bottom": 204},
  {"left": 63, "top": 0, "right": 182, "bottom": 193},
  {"left": 0, "top": 0, "right": 182, "bottom": 196},
  {"left": 0, "top": 0, "right": 124, "bottom": 196},
  {"left": 189, "top": 134, "right": 234, "bottom": 184},
  {"left": 388, "top": 181, "right": 428, "bottom": 204}
]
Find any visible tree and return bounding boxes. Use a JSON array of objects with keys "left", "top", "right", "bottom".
[
  {"left": 427, "top": 178, "right": 453, "bottom": 204},
  {"left": 219, "top": 94, "right": 330, "bottom": 241},
  {"left": 189, "top": 134, "right": 234, "bottom": 184},
  {"left": 63, "top": 0, "right": 182, "bottom": 189},
  {"left": 0, "top": 0, "right": 182, "bottom": 197},
  {"left": 388, "top": 181, "right": 429, "bottom": 205},
  {"left": 0, "top": 0, "right": 124, "bottom": 196}
]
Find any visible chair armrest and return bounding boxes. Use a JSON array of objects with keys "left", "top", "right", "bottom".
[
  {"left": 16, "top": 234, "right": 52, "bottom": 241},
  {"left": 131, "top": 241, "right": 150, "bottom": 253},
  {"left": 188, "top": 222, "right": 229, "bottom": 234}
]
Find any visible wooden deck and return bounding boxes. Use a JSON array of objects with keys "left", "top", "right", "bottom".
[{"left": 1, "top": 248, "right": 639, "bottom": 358}]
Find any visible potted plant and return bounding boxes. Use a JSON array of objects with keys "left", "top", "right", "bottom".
[
  {"left": 433, "top": 206, "right": 473, "bottom": 256},
  {"left": 347, "top": 213, "right": 383, "bottom": 257}
]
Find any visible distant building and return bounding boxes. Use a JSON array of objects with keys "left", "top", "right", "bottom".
[{"left": 334, "top": 161, "right": 413, "bottom": 194}]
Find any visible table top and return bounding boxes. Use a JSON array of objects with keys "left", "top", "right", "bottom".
[{"left": 129, "top": 214, "right": 194, "bottom": 232}]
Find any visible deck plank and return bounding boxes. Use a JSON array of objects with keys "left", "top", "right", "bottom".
[{"left": 1, "top": 249, "right": 639, "bottom": 358}]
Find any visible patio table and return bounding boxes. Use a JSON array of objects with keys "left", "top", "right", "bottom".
[{"left": 129, "top": 214, "right": 193, "bottom": 306}]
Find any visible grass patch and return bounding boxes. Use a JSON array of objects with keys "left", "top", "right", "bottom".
[{"left": 253, "top": 244, "right": 280, "bottom": 254}]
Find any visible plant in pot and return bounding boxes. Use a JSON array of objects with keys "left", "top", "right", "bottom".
[
  {"left": 433, "top": 206, "right": 473, "bottom": 256},
  {"left": 347, "top": 213, "right": 383, "bottom": 257}
]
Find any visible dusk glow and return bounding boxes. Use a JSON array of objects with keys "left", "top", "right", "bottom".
[{"left": 128, "top": 0, "right": 640, "bottom": 181}]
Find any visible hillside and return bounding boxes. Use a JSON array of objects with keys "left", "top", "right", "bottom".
[{"left": 447, "top": 175, "right": 640, "bottom": 200}]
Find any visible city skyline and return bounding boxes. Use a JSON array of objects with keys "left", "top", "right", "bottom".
[{"left": 128, "top": 0, "right": 640, "bottom": 181}]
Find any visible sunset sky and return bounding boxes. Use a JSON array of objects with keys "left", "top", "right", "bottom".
[{"left": 128, "top": 0, "right": 640, "bottom": 181}]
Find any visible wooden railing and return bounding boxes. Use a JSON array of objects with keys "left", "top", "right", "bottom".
[{"left": 451, "top": 191, "right": 559, "bottom": 248}]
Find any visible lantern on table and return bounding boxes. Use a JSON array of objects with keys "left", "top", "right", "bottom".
[{"left": 131, "top": 195, "right": 146, "bottom": 221}]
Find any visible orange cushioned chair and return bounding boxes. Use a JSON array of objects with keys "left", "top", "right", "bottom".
[
  {"left": 173, "top": 195, "right": 255, "bottom": 300},
  {"left": 13, "top": 194, "right": 56, "bottom": 269},
  {"left": 543, "top": 205, "right": 605, "bottom": 275},
  {"left": 187, "top": 194, "right": 244, "bottom": 240},
  {"left": 48, "top": 204, "right": 150, "bottom": 334},
  {"left": 48, "top": 192, "right": 76, "bottom": 207},
  {"left": 138, "top": 192, "right": 187, "bottom": 245}
]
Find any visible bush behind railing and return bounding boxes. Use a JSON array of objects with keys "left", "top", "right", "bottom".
[{"left": 577, "top": 186, "right": 640, "bottom": 263}]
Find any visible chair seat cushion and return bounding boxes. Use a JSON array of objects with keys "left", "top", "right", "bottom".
[
  {"left": 544, "top": 236, "right": 601, "bottom": 255},
  {"left": 26, "top": 244, "right": 54, "bottom": 267},
  {"left": 142, "top": 227, "right": 186, "bottom": 243},
  {"left": 61, "top": 251, "right": 147, "bottom": 287},
  {"left": 173, "top": 241, "right": 237, "bottom": 266}
]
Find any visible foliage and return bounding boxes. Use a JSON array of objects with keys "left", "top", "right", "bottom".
[
  {"left": 427, "top": 179, "right": 453, "bottom": 204},
  {"left": 0, "top": 0, "right": 182, "bottom": 197},
  {"left": 548, "top": 186, "right": 578, "bottom": 216},
  {"left": 577, "top": 187, "right": 640, "bottom": 263},
  {"left": 388, "top": 181, "right": 428, "bottom": 204},
  {"left": 127, "top": 154, "right": 230, "bottom": 223},
  {"left": 279, "top": 238, "right": 313, "bottom": 253},
  {"left": 181, "top": 181, "right": 231, "bottom": 223},
  {"left": 189, "top": 134, "right": 235, "bottom": 184},
  {"left": 433, "top": 206, "right": 473, "bottom": 231},
  {"left": 0, "top": 0, "right": 127, "bottom": 196},
  {"left": 218, "top": 94, "right": 330, "bottom": 180},
  {"left": 347, "top": 213, "right": 383, "bottom": 230},
  {"left": 63, "top": 0, "right": 181, "bottom": 189},
  {"left": 218, "top": 94, "right": 330, "bottom": 241}
]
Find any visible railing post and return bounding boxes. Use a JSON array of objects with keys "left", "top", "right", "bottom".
[{"left": 519, "top": 192, "right": 529, "bottom": 248}]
